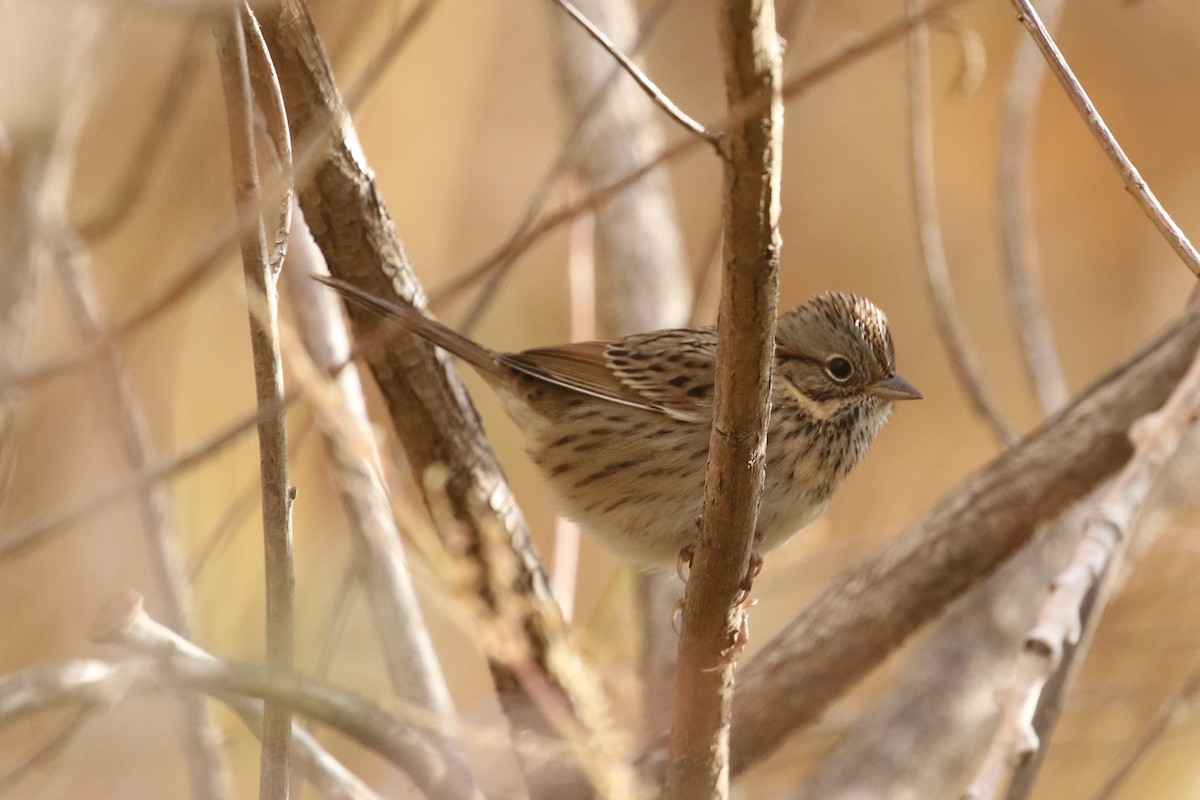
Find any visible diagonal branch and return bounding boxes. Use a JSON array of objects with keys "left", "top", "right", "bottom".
[
  {"left": 1008, "top": 0, "right": 1200, "bottom": 278},
  {"left": 548, "top": 0, "right": 719, "bottom": 147}
]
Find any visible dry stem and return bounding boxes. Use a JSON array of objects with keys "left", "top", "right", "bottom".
[{"left": 664, "top": 1, "right": 782, "bottom": 798}]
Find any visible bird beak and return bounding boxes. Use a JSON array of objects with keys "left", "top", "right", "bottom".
[{"left": 870, "top": 372, "right": 923, "bottom": 401}]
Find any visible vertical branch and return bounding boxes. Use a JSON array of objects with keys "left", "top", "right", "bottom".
[
  {"left": 907, "top": 0, "right": 1016, "bottom": 446},
  {"left": 214, "top": 11, "right": 294, "bottom": 799},
  {"left": 665, "top": 1, "right": 782, "bottom": 798},
  {"left": 997, "top": 0, "right": 1069, "bottom": 415}
]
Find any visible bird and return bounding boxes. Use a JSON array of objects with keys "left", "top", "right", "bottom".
[{"left": 316, "top": 275, "right": 921, "bottom": 568}]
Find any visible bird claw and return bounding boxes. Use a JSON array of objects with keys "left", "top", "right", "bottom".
[
  {"left": 676, "top": 543, "right": 695, "bottom": 584},
  {"left": 733, "top": 551, "right": 763, "bottom": 606}
]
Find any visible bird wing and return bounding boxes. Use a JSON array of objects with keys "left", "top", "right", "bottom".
[{"left": 508, "top": 328, "right": 717, "bottom": 422}]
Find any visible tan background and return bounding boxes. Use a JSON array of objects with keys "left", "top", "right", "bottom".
[{"left": 2, "top": 0, "right": 1199, "bottom": 797}]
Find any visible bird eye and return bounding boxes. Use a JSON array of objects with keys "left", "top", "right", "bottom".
[{"left": 825, "top": 356, "right": 854, "bottom": 382}]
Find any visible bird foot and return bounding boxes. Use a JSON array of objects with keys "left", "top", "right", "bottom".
[
  {"left": 676, "top": 543, "right": 695, "bottom": 584},
  {"left": 733, "top": 551, "right": 764, "bottom": 606}
]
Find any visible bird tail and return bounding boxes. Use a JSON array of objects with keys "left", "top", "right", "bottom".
[{"left": 313, "top": 275, "right": 502, "bottom": 378}]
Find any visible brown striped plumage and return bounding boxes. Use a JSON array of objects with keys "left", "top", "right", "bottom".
[{"left": 318, "top": 277, "right": 921, "bottom": 565}]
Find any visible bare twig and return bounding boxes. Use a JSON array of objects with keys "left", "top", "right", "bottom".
[
  {"left": 1008, "top": 0, "right": 1200, "bottom": 278},
  {"left": 0, "top": 655, "right": 458, "bottom": 800},
  {"left": 997, "top": 0, "right": 1069, "bottom": 414},
  {"left": 549, "top": 0, "right": 720, "bottom": 147},
  {"left": 907, "top": 0, "right": 1017, "bottom": 447},
  {"left": 54, "top": 234, "right": 228, "bottom": 800},
  {"left": 664, "top": 1, "right": 783, "bottom": 798},
  {"left": 91, "top": 591, "right": 387, "bottom": 800},
  {"left": 214, "top": 11, "right": 294, "bottom": 797},
  {"left": 795, "top": 496, "right": 1096, "bottom": 800},
  {"left": 433, "top": 0, "right": 975, "bottom": 312},
  {"left": 963, "top": 350, "right": 1200, "bottom": 800},
  {"left": 550, "top": 0, "right": 692, "bottom": 723},
  {"left": 716, "top": 302, "right": 1200, "bottom": 780},
  {"left": 445, "top": 0, "right": 676, "bottom": 333},
  {"left": 281, "top": 214, "right": 477, "bottom": 798}
]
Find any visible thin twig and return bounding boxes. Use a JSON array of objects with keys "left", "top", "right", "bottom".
[
  {"left": 91, "top": 591, "right": 387, "bottom": 800},
  {"left": 0, "top": 655, "right": 455, "bottom": 800},
  {"left": 997, "top": 0, "right": 1069, "bottom": 414},
  {"left": 448, "top": 0, "right": 676, "bottom": 333},
  {"left": 54, "top": 234, "right": 228, "bottom": 800},
  {"left": 1008, "top": 0, "right": 1200, "bottom": 278},
  {"left": 962, "top": 345, "right": 1200, "bottom": 800},
  {"left": 907, "top": 0, "right": 1017, "bottom": 446},
  {"left": 664, "top": 0, "right": 783, "bottom": 797},
  {"left": 214, "top": 11, "right": 294, "bottom": 797},
  {"left": 432, "top": 0, "right": 975, "bottom": 312},
  {"left": 549, "top": 0, "right": 720, "bottom": 147}
]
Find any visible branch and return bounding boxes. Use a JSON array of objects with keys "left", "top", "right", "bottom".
[
  {"left": 721, "top": 301, "right": 1200, "bottom": 776},
  {"left": 549, "top": 0, "right": 719, "bottom": 146},
  {"left": 664, "top": 1, "right": 782, "bottom": 798},
  {"left": 0, "top": 655, "right": 458, "bottom": 800},
  {"left": 907, "top": 1, "right": 1017, "bottom": 446},
  {"left": 997, "top": 0, "right": 1069, "bottom": 414},
  {"left": 214, "top": 11, "right": 294, "bottom": 796},
  {"left": 280, "top": 216, "right": 477, "bottom": 797},
  {"left": 963, "top": 345, "right": 1200, "bottom": 799},
  {"left": 1008, "top": 0, "right": 1200, "bottom": 278},
  {"left": 91, "top": 591, "right": 387, "bottom": 800},
  {"left": 255, "top": 3, "right": 634, "bottom": 797},
  {"left": 549, "top": 0, "right": 692, "bottom": 736},
  {"left": 54, "top": 234, "right": 227, "bottom": 800}
]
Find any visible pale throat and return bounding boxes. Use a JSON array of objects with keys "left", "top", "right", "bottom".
[{"left": 775, "top": 379, "right": 846, "bottom": 421}]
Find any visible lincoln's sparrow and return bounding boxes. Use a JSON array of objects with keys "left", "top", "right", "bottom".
[{"left": 318, "top": 276, "right": 921, "bottom": 566}]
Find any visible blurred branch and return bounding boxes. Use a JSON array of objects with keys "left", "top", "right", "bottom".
[
  {"left": 255, "top": 2, "right": 634, "bottom": 797},
  {"left": 997, "top": 0, "right": 1069, "bottom": 414},
  {"left": 214, "top": 10, "right": 294, "bottom": 796},
  {"left": 445, "top": 0, "right": 674, "bottom": 333},
  {"left": 76, "top": 15, "right": 204, "bottom": 241},
  {"left": 549, "top": 0, "right": 692, "bottom": 738},
  {"left": 549, "top": 0, "right": 719, "bottom": 146},
  {"left": 795, "top": 496, "right": 1095, "bottom": 800},
  {"left": 711, "top": 301, "right": 1200, "bottom": 780},
  {"left": 91, "top": 591, "right": 387, "bottom": 800},
  {"left": 0, "top": 654, "right": 460, "bottom": 800},
  {"left": 664, "top": 1, "right": 782, "bottom": 798},
  {"left": 1008, "top": 0, "right": 1200, "bottom": 279},
  {"left": 432, "top": 0, "right": 975, "bottom": 312},
  {"left": 964, "top": 347, "right": 1200, "bottom": 800},
  {"left": 280, "top": 214, "right": 477, "bottom": 798},
  {"left": 54, "top": 234, "right": 228, "bottom": 800},
  {"left": 907, "top": 1, "right": 1017, "bottom": 447}
]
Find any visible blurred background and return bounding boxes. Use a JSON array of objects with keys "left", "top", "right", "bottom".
[{"left": 2, "top": 0, "right": 1199, "bottom": 797}]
